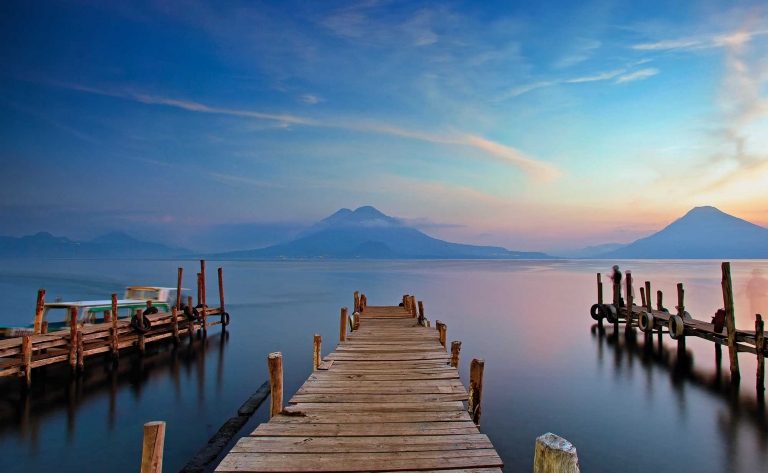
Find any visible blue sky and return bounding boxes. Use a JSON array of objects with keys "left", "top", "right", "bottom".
[{"left": 1, "top": 0, "right": 767, "bottom": 252}]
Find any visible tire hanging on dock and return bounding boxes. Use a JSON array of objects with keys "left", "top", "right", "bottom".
[
  {"left": 590, "top": 304, "right": 604, "bottom": 321},
  {"left": 221, "top": 311, "right": 230, "bottom": 326},
  {"left": 637, "top": 311, "right": 655, "bottom": 333},
  {"left": 131, "top": 313, "right": 152, "bottom": 333},
  {"left": 144, "top": 306, "right": 159, "bottom": 315},
  {"left": 603, "top": 304, "right": 618, "bottom": 324},
  {"left": 668, "top": 314, "right": 685, "bottom": 339},
  {"left": 183, "top": 305, "right": 202, "bottom": 321}
]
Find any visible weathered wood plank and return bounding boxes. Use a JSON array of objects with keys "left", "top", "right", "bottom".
[{"left": 230, "top": 434, "right": 494, "bottom": 453}]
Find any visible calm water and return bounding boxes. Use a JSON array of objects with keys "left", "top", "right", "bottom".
[{"left": 0, "top": 259, "right": 767, "bottom": 473}]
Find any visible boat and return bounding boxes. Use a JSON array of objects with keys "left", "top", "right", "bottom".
[{"left": 0, "top": 286, "right": 183, "bottom": 338}]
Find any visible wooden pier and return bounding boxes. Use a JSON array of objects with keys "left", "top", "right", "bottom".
[
  {"left": 214, "top": 297, "right": 505, "bottom": 473},
  {"left": 0, "top": 261, "right": 228, "bottom": 387},
  {"left": 591, "top": 262, "right": 767, "bottom": 389}
]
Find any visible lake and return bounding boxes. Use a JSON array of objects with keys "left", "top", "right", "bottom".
[{"left": 0, "top": 259, "right": 767, "bottom": 473}]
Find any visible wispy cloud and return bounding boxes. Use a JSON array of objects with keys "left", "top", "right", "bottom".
[
  {"left": 631, "top": 29, "right": 768, "bottom": 51},
  {"left": 615, "top": 68, "right": 659, "bottom": 83},
  {"left": 49, "top": 81, "right": 562, "bottom": 182},
  {"left": 553, "top": 39, "right": 602, "bottom": 69},
  {"left": 564, "top": 70, "right": 625, "bottom": 83},
  {"left": 499, "top": 69, "right": 626, "bottom": 99},
  {"left": 632, "top": 39, "right": 701, "bottom": 51},
  {"left": 300, "top": 94, "right": 324, "bottom": 105}
]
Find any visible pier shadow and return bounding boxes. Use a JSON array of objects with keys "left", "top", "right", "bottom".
[
  {"left": 0, "top": 329, "right": 229, "bottom": 448},
  {"left": 591, "top": 323, "right": 768, "bottom": 468}
]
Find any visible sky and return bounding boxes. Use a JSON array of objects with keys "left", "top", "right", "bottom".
[{"left": 1, "top": 0, "right": 767, "bottom": 253}]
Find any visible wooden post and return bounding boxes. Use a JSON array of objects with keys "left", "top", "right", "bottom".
[
  {"left": 188, "top": 296, "right": 195, "bottom": 335},
  {"left": 656, "top": 290, "right": 663, "bottom": 311},
  {"left": 644, "top": 281, "right": 651, "bottom": 311},
  {"left": 625, "top": 271, "right": 633, "bottom": 333},
  {"left": 340, "top": 308, "right": 348, "bottom": 342},
  {"left": 596, "top": 273, "right": 603, "bottom": 305},
  {"left": 439, "top": 323, "right": 447, "bottom": 349},
  {"left": 197, "top": 273, "right": 202, "bottom": 306},
  {"left": 33, "top": 289, "right": 45, "bottom": 335},
  {"left": 354, "top": 291, "right": 360, "bottom": 313},
  {"left": 314, "top": 334, "right": 322, "bottom": 370},
  {"left": 76, "top": 331, "right": 84, "bottom": 372},
  {"left": 676, "top": 283, "right": 686, "bottom": 353},
  {"left": 172, "top": 307, "right": 180, "bottom": 344},
  {"left": 533, "top": 433, "right": 580, "bottom": 473},
  {"left": 200, "top": 260, "right": 207, "bottom": 329},
  {"left": 218, "top": 267, "right": 225, "bottom": 319},
  {"left": 104, "top": 310, "right": 111, "bottom": 324},
  {"left": 418, "top": 301, "right": 425, "bottom": 324},
  {"left": 111, "top": 294, "right": 119, "bottom": 359},
  {"left": 41, "top": 320, "right": 48, "bottom": 355},
  {"left": 176, "top": 267, "right": 183, "bottom": 310},
  {"left": 756, "top": 314, "right": 764, "bottom": 391},
  {"left": 468, "top": 358, "right": 485, "bottom": 425},
  {"left": 21, "top": 335, "right": 32, "bottom": 388},
  {"left": 140, "top": 421, "right": 166, "bottom": 473},
  {"left": 450, "top": 341, "right": 461, "bottom": 369},
  {"left": 639, "top": 287, "right": 646, "bottom": 309},
  {"left": 402, "top": 295, "right": 408, "bottom": 309},
  {"left": 268, "top": 352, "right": 283, "bottom": 418},
  {"left": 721, "top": 262, "right": 740, "bottom": 379},
  {"left": 69, "top": 306, "right": 78, "bottom": 374},
  {"left": 410, "top": 296, "right": 417, "bottom": 317},
  {"left": 137, "top": 309, "right": 146, "bottom": 355}
]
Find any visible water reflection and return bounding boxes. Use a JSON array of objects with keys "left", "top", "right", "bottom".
[
  {"left": 591, "top": 323, "right": 768, "bottom": 470},
  {"left": 0, "top": 330, "right": 228, "bottom": 446}
]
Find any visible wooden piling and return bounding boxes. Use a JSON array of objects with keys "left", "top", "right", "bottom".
[
  {"left": 137, "top": 309, "right": 146, "bottom": 355},
  {"left": 354, "top": 291, "right": 360, "bottom": 313},
  {"left": 33, "top": 289, "right": 45, "bottom": 335},
  {"left": 41, "top": 321, "right": 48, "bottom": 355},
  {"left": 468, "top": 358, "right": 485, "bottom": 425},
  {"left": 756, "top": 314, "right": 765, "bottom": 391},
  {"left": 721, "top": 262, "right": 740, "bottom": 379},
  {"left": 177, "top": 267, "right": 183, "bottom": 309},
  {"left": 676, "top": 283, "right": 686, "bottom": 352},
  {"left": 656, "top": 290, "right": 663, "bottom": 311},
  {"left": 111, "top": 294, "right": 119, "bottom": 359},
  {"left": 410, "top": 296, "right": 417, "bottom": 317},
  {"left": 644, "top": 281, "right": 651, "bottom": 311},
  {"left": 188, "top": 296, "right": 195, "bottom": 335},
  {"left": 172, "top": 307, "right": 180, "bottom": 344},
  {"left": 439, "top": 323, "right": 447, "bottom": 349},
  {"left": 418, "top": 300, "right": 425, "bottom": 324},
  {"left": 140, "top": 421, "right": 166, "bottom": 473},
  {"left": 625, "top": 271, "right": 633, "bottom": 334},
  {"left": 21, "top": 335, "right": 32, "bottom": 388},
  {"left": 340, "top": 308, "right": 348, "bottom": 342},
  {"left": 268, "top": 352, "right": 283, "bottom": 418},
  {"left": 639, "top": 287, "right": 646, "bottom": 309},
  {"left": 533, "top": 433, "right": 580, "bottom": 473},
  {"left": 77, "top": 331, "right": 84, "bottom": 372},
  {"left": 450, "top": 341, "right": 461, "bottom": 369},
  {"left": 218, "top": 267, "right": 226, "bottom": 325},
  {"left": 104, "top": 310, "right": 111, "bottom": 324},
  {"left": 402, "top": 295, "right": 408, "bottom": 309},
  {"left": 69, "top": 306, "right": 78, "bottom": 374},
  {"left": 313, "top": 334, "right": 322, "bottom": 370},
  {"left": 596, "top": 273, "right": 603, "bottom": 305},
  {"left": 197, "top": 273, "right": 202, "bottom": 306},
  {"left": 201, "top": 260, "right": 207, "bottom": 329}
]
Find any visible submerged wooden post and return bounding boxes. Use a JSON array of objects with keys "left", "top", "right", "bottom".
[
  {"left": 596, "top": 273, "right": 603, "bottom": 305},
  {"left": 268, "top": 352, "right": 283, "bottom": 418},
  {"left": 450, "top": 341, "right": 461, "bottom": 369},
  {"left": 756, "top": 314, "right": 765, "bottom": 391},
  {"left": 340, "top": 308, "right": 348, "bottom": 342},
  {"left": 721, "top": 262, "right": 740, "bottom": 379},
  {"left": 21, "top": 335, "right": 32, "bottom": 388},
  {"left": 468, "top": 358, "right": 484, "bottom": 425},
  {"left": 625, "top": 271, "right": 633, "bottom": 333},
  {"left": 645, "top": 281, "right": 651, "bottom": 311},
  {"left": 33, "top": 289, "right": 45, "bottom": 335},
  {"left": 69, "top": 306, "right": 78, "bottom": 374},
  {"left": 176, "top": 267, "right": 183, "bottom": 310},
  {"left": 534, "top": 433, "right": 580, "bottom": 473},
  {"left": 314, "top": 334, "right": 322, "bottom": 370},
  {"left": 111, "top": 294, "right": 119, "bottom": 359},
  {"left": 172, "top": 307, "right": 180, "bottom": 344},
  {"left": 140, "top": 421, "right": 166, "bottom": 473}
]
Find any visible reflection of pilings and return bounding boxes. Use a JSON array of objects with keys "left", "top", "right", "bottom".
[
  {"left": 0, "top": 330, "right": 227, "bottom": 443},
  {"left": 591, "top": 323, "right": 768, "bottom": 441},
  {"left": 217, "top": 330, "right": 227, "bottom": 394}
]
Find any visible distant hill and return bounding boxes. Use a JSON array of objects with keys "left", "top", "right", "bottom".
[
  {"left": 556, "top": 243, "right": 627, "bottom": 259},
  {"left": 0, "top": 231, "right": 191, "bottom": 259},
  {"left": 601, "top": 206, "right": 768, "bottom": 259},
  {"left": 207, "top": 206, "right": 553, "bottom": 260}
]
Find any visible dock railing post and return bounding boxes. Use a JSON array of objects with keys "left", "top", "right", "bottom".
[
  {"left": 721, "top": 262, "right": 740, "bottom": 380},
  {"left": 69, "top": 306, "right": 78, "bottom": 375},
  {"left": 140, "top": 421, "right": 166, "bottom": 473},
  {"left": 111, "top": 294, "right": 119, "bottom": 360},
  {"left": 314, "top": 334, "right": 322, "bottom": 370},
  {"left": 450, "top": 341, "right": 461, "bottom": 369},
  {"left": 756, "top": 314, "right": 765, "bottom": 391},
  {"left": 468, "top": 358, "right": 485, "bottom": 425},
  {"left": 176, "top": 267, "right": 183, "bottom": 310},
  {"left": 533, "top": 432, "right": 580, "bottom": 473},
  {"left": 340, "top": 308, "right": 348, "bottom": 342},
  {"left": 33, "top": 289, "right": 45, "bottom": 335},
  {"left": 268, "top": 352, "right": 283, "bottom": 418}
]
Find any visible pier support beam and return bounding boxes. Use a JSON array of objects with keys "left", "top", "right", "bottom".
[
  {"left": 218, "top": 267, "right": 225, "bottom": 324},
  {"left": 140, "top": 421, "right": 166, "bottom": 473},
  {"left": 176, "top": 267, "right": 183, "bottom": 310},
  {"left": 268, "top": 352, "right": 283, "bottom": 418},
  {"left": 534, "top": 433, "right": 580, "bottom": 473},
  {"left": 625, "top": 271, "right": 633, "bottom": 335},
  {"left": 721, "top": 262, "right": 740, "bottom": 380},
  {"left": 172, "top": 307, "right": 180, "bottom": 345},
  {"left": 313, "top": 334, "right": 322, "bottom": 370},
  {"left": 21, "top": 335, "right": 32, "bottom": 388},
  {"left": 450, "top": 341, "right": 461, "bottom": 369},
  {"left": 340, "top": 308, "right": 348, "bottom": 342},
  {"left": 468, "top": 358, "right": 485, "bottom": 425},
  {"left": 676, "top": 283, "right": 686, "bottom": 355},
  {"left": 596, "top": 273, "right": 603, "bottom": 305},
  {"left": 69, "top": 306, "right": 78, "bottom": 375},
  {"left": 111, "top": 294, "right": 119, "bottom": 360},
  {"left": 33, "top": 289, "right": 45, "bottom": 335},
  {"left": 756, "top": 314, "right": 765, "bottom": 391}
]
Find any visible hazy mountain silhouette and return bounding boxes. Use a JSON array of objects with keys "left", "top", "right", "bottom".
[
  {"left": 209, "top": 206, "right": 552, "bottom": 260},
  {"left": 0, "top": 231, "right": 190, "bottom": 258},
  {"left": 601, "top": 206, "right": 768, "bottom": 259},
  {"left": 556, "top": 243, "right": 627, "bottom": 259}
]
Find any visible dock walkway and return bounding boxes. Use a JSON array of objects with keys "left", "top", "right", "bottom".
[{"left": 215, "top": 303, "right": 503, "bottom": 472}]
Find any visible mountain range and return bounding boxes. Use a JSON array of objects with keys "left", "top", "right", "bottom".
[
  {"left": 0, "top": 231, "right": 190, "bottom": 259},
  {"left": 206, "top": 206, "right": 551, "bottom": 259}
]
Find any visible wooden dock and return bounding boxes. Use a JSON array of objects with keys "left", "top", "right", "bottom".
[{"left": 214, "top": 298, "right": 504, "bottom": 473}]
